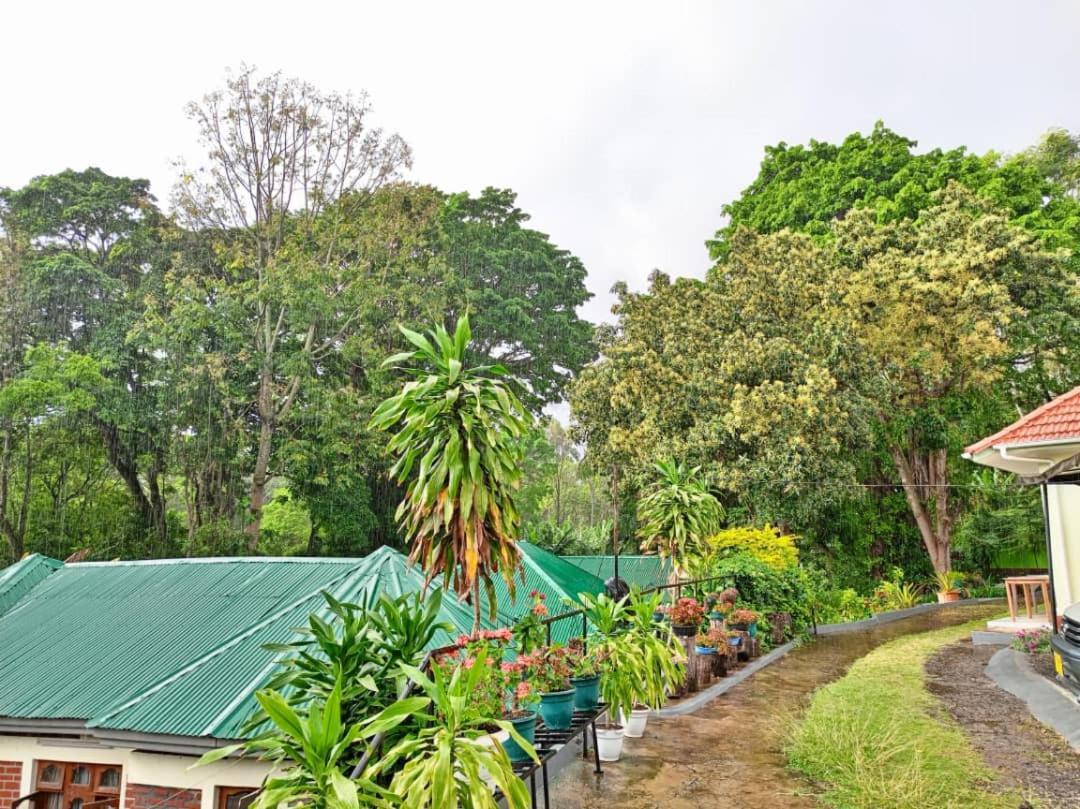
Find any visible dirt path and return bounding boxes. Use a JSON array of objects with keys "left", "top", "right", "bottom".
[
  {"left": 925, "top": 641, "right": 1080, "bottom": 809},
  {"left": 549, "top": 603, "right": 1004, "bottom": 808}
]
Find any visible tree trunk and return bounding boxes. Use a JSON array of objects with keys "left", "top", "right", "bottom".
[
  {"left": 471, "top": 576, "right": 482, "bottom": 635},
  {"left": 890, "top": 445, "right": 953, "bottom": 573},
  {"left": 93, "top": 417, "right": 166, "bottom": 543},
  {"left": 247, "top": 370, "right": 275, "bottom": 550}
]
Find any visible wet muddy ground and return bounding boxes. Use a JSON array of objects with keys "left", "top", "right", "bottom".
[
  {"left": 926, "top": 640, "right": 1080, "bottom": 809},
  {"left": 549, "top": 603, "right": 1005, "bottom": 809}
]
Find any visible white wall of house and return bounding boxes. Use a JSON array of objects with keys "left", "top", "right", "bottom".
[
  {"left": 0, "top": 735, "right": 270, "bottom": 809},
  {"left": 1048, "top": 484, "right": 1080, "bottom": 614}
]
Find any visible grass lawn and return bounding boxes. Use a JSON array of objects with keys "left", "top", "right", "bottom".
[{"left": 786, "top": 620, "right": 1026, "bottom": 809}]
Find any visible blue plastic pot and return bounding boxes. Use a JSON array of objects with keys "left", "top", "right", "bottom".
[
  {"left": 695, "top": 645, "right": 717, "bottom": 655},
  {"left": 570, "top": 674, "right": 600, "bottom": 710},
  {"left": 729, "top": 636, "right": 742, "bottom": 647},
  {"left": 708, "top": 612, "right": 725, "bottom": 621},
  {"left": 501, "top": 711, "right": 537, "bottom": 763},
  {"left": 538, "top": 688, "right": 576, "bottom": 730}
]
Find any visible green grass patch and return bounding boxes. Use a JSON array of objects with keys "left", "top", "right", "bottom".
[{"left": 787, "top": 621, "right": 1024, "bottom": 809}]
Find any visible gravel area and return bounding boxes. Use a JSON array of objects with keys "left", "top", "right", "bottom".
[{"left": 926, "top": 640, "right": 1080, "bottom": 809}]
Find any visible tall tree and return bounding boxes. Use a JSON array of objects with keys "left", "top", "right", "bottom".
[
  {"left": 439, "top": 188, "right": 595, "bottom": 409},
  {"left": 0, "top": 168, "right": 174, "bottom": 543},
  {"left": 172, "top": 67, "right": 411, "bottom": 545}
]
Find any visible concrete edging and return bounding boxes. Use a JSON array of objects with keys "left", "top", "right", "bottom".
[
  {"left": 653, "top": 640, "right": 797, "bottom": 717},
  {"left": 812, "top": 597, "right": 1003, "bottom": 636},
  {"left": 986, "top": 647, "right": 1080, "bottom": 751}
]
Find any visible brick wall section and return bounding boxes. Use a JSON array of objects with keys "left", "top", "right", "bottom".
[
  {"left": 125, "top": 783, "right": 202, "bottom": 809},
  {"left": 0, "top": 761, "right": 23, "bottom": 805}
]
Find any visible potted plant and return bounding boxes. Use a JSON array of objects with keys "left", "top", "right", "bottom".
[
  {"left": 499, "top": 665, "right": 541, "bottom": 764},
  {"left": 720, "top": 587, "right": 739, "bottom": 606},
  {"left": 705, "top": 592, "right": 727, "bottom": 621},
  {"left": 730, "top": 608, "right": 760, "bottom": 637},
  {"left": 695, "top": 627, "right": 723, "bottom": 656},
  {"left": 567, "top": 640, "right": 601, "bottom": 711},
  {"left": 727, "top": 629, "right": 743, "bottom": 649},
  {"left": 440, "top": 629, "right": 539, "bottom": 765},
  {"left": 670, "top": 597, "right": 706, "bottom": 637},
  {"left": 933, "top": 570, "right": 965, "bottom": 603},
  {"left": 526, "top": 645, "right": 576, "bottom": 730}
]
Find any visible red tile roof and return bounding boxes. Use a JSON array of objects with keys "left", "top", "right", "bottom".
[{"left": 965, "top": 386, "right": 1080, "bottom": 455}]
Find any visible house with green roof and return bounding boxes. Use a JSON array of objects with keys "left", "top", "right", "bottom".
[{"left": 0, "top": 548, "right": 481, "bottom": 809}]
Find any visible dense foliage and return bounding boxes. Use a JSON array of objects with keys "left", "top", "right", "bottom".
[
  {"left": 573, "top": 124, "right": 1079, "bottom": 589},
  {"left": 0, "top": 69, "right": 594, "bottom": 564}
]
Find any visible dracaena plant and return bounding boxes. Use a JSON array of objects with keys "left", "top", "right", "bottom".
[
  {"left": 370, "top": 648, "right": 535, "bottom": 808},
  {"left": 370, "top": 314, "right": 531, "bottom": 632},
  {"left": 258, "top": 591, "right": 452, "bottom": 737},
  {"left": 196, "top": 678, "right": 427, "bottom": 809},
  {"left": 636, "top": 459, "right": 724, "bottom": 576}
]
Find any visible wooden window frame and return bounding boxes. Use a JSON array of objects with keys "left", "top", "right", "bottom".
[{"left": 216, "top": 787, "right": 257, "bottom": 809}]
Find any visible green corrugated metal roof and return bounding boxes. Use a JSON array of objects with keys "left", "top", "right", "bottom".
[
  {"left": 0, "top": 547, "right": 480, "bottom": 741},
  {"left": 0, "top": 553, "right": 62, "bottom": 616},
  {"left": 485, "top": 542, "right": 605, "bottom": 643},
  {"left": 561, "top": 554, "right": 671, "bottom": 591}
]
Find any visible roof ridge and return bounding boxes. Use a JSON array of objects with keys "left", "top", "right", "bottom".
[
  {"left": 69, "top": 555, "right": 368, "bottom": 568},
  {"left": 965, "top": 385, "right": 1080, "bottom": 455}
]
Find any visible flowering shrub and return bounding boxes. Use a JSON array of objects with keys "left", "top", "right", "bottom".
[
  {"left": 512, "top": 590, "right": 548, "bottom": 655},
  {"left": 567, "top": 637, "right": 600, "bottom": 678},
  {"left": 670, "top": 597, "right": 707, "bottom": 627},
  {"left": 1011, "top": 628, "right": 1051, "bottom": 655},
  {"left": 720, "top": 587, "right": 739, "bottom": 605},
  {"left": 706, "top": 524, "right": 799, "bottom": 571},
  {"left": 519, "top": 644, "right": 573, "bottom": 693}
]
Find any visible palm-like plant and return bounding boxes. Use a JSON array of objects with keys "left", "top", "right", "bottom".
[
  {"left": 370, "top": 315, "right": 531, "bottom": 632},
  {"left": 636, "top": 459, "right": 724, "bottom": 575},
  {"left": 372, "top": 650, "right": 534, "bottom": 808}
]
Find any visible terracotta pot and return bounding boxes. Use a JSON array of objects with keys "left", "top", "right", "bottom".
[{"left": 937, "top": 590, "right": 961, "bottom": 603}]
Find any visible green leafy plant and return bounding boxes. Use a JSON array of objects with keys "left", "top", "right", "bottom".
[
  {"left": 197, "top": 679, "right": 425, "bottom": 809},
  {"left": 370, "top": 314, "right": 532, "bottom": 632},
  {"left": 872, "top": 580, "right": 924, "bottom": 612},
  {"left": 933, "top": 570, "right": 966, "bottom": 594},
  {"left": 261, "top": 592, "right": 451, "bottom": 735},
  {"left": 636, "top": 459, "right": 724, "bottom": 573},
  {"left": 373, "top": 649, "right": 534, "bottom": 808},
  {"left": 511, "top": 590, "right": 549, "bottom": 655}
]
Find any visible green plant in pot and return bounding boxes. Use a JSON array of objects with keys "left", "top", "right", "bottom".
[
  {"left": 376, "top": 649, "right": 536, "bottom": 808},
  {"left": 567, "top": 638, "right": 601, "bottom": 711},
  {"left": 933, "top": 570, "right": 966, "bottom": 604},
  {"left": 729, "top": 607, "right": 760, "bottom": 637},
  {"left": 524, "top": 645, "right": 576, "bottom": 730}
]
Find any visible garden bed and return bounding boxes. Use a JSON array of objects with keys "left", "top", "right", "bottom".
[{"left": 926, "top": 640, "right": 1080, "bottom": 809}]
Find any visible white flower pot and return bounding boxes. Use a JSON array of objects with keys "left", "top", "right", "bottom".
[
  {"left": 620, "top": 708, "right": 649, "bottom": 738},
  {"left": 596, "top": 725, "right": 625, "bottom": 761}
]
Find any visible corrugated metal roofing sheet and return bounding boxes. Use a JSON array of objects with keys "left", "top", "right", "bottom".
[
  {"left": 0, "top": 547, "right": 479, "bottom": 740},
  {"left": 0, "top": 553, "right": 62, "bottom": 616},
  {"left": 561, "top": 554, "right": 671, "bottom": 591},
  {"left": 485, "top": 542, "right": 605, "bottom": 643}
]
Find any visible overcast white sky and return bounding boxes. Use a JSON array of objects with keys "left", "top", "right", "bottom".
[{"left": 2, "top": 0, "right": 1078, "bottom": 327}]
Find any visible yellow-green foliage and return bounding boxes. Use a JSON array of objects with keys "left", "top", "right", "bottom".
[
  {"left": 707, "top": 524, "right": 798, "bottom": 570},
  {"left": 787, "top": 621, "right": 1023, "bottom": 809}
]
